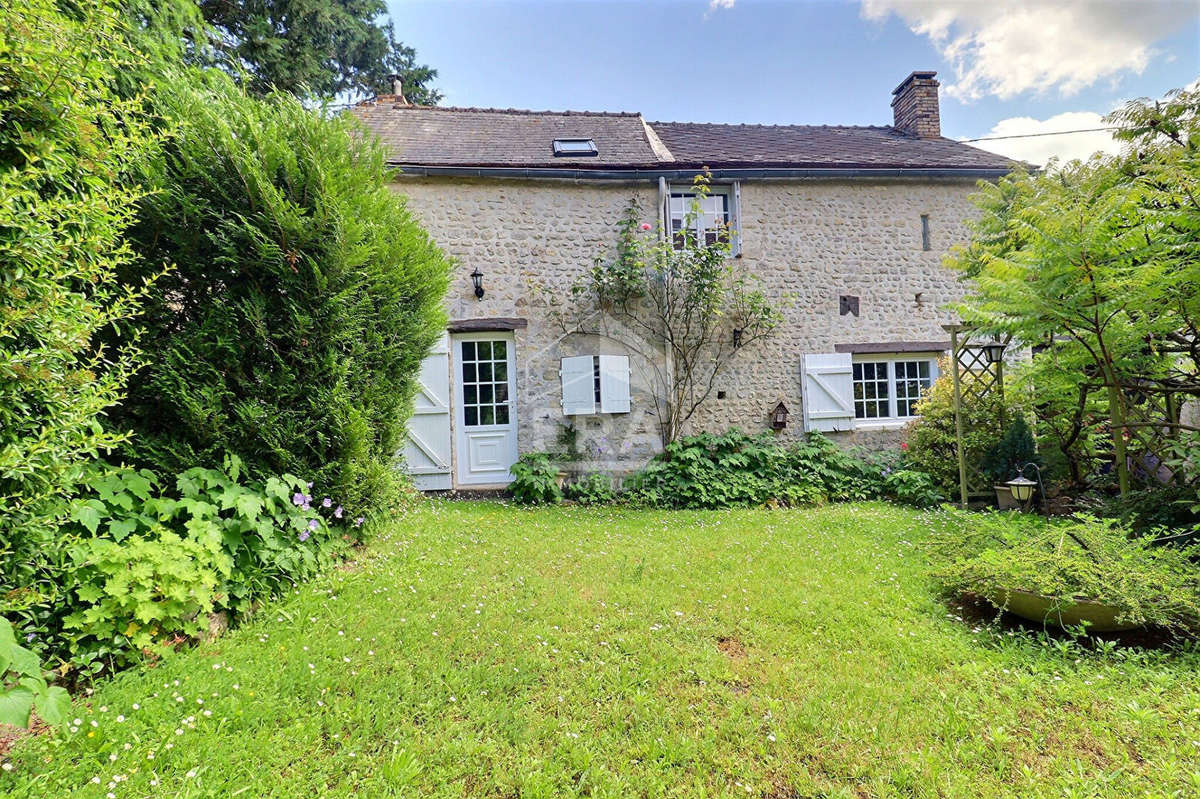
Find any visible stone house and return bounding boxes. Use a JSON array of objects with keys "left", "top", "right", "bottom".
[{"left": 351, "top": 71, "right": 1012, "bottom": 490}]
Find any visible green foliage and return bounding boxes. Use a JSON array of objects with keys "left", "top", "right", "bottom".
[
  {"left": 65, "top": 531, "right": 225, "bottom": 672},
  {"left": 6, "top": 456, "right": 361, "bottom": 678},
  {"left": 949, "top": 85, "right": 1200, "bottom": 494},
  {"left": 508, "top": 453, "right": 563, "bottom": 506},
  {"left": 0, "top": 0, "right": 159, "bottom": 618},
  {"left": 194, "top": 0, "right": 440, "bottom": 101},
  {"left": 927, "top": 511, "right": 1200, "bottom": 633},
  {"left": 110, "top": 70, "right": 449, "bottom": 512},
  {"left": 625, "top": 430, "right": 891, "bottom": 510},
  {"left": 903, "top": 365, "right": 1012, "bottom": 493},
  {"left": 981, "top": 415, "right": 1038, "bottom": 484},
  {"left": 882, "top": 469, "right": 945, "bottom": 509},
  {"left": 553, "top": 173, "right": 781, "bottom": 444},
  {"left": 0, "top": 617, "right": 69, "bottom": 728},
  {"left": 565, "top": 472, "right": 615, "bottom": 506}
]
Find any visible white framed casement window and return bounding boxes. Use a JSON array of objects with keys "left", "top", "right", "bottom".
[
  {"left": 667, "top": 184, "right": 739, "bottom": 253},
  {"left": 851, "top": 355, "right": 938, "bottom": 423},
  {"left": 561, "top": 355, "right": 631, "bottom": 415}
]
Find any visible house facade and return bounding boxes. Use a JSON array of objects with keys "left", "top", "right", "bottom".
[{"left": 351, "top": 71, "right": 1012, "bottom": 490}]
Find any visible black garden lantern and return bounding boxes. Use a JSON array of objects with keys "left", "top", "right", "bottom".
[
  {"left": 770, "top": 401, "right": 789, "bottom": 431},
  {"left": 470, "top": 267, "right": 485, "bottom": 300},
  {"left": 982, "top": 339, "right": 1006, "bottom": 364}
]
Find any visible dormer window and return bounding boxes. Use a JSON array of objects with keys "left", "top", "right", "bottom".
[{"left": 552, "top": 138, "right": 598, "bottom": 157}]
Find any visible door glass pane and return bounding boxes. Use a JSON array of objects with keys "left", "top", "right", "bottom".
[{"left": 459, "top": 338, "right": 511, "bottom": 428}]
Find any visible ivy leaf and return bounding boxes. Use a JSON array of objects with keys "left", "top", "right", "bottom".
[
  {"left": 234, "top": 493, "right": 263, "bottom": 519},
  {"left": 33, "top": 685, "right": 71, "bottom": 727},
  {"left": 108, "top": 518, "right": 137, "bottom": 542},
  {"left": 0, "top": 686, "right": 35, "bottom": 728}
]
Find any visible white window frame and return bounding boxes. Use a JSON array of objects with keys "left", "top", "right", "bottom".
[
  {"left": 668, "top": 184, "right": 735, "bottom": 251},
  {"left": 851, "top": 354, "right": 940, "bottom": 426}
]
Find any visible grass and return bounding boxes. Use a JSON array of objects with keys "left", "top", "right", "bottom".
[{"left": 4, "top": 500, "right": 1200, "bottom": 798}]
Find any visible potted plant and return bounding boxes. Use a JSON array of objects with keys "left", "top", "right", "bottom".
[{"left": 982, "top": 416, "right": 1039, "bottom": 509}]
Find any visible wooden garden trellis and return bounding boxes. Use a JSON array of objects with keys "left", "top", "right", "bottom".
[
  {"left": 943, "top": 324, "right": 1011, "bottom": 508},
  {"left": 1100, "top": 376, "right": 1200, "bottom": 487}
]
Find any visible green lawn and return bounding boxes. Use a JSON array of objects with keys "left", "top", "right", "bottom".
[{"left": 5, "top": 501, "right": 1200, "bottom": 798}]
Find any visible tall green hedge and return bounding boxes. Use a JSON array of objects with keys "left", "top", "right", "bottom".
[
  {"left": 112, "top": 71, "right": 449, "bottom": 510},
  {"left": 0, "top": 0, "right": 157, "bottom": 606}
]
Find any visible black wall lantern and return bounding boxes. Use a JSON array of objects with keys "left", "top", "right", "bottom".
[
  {"left": 732, "top": 328, "right": 744, "bottom": 348},
  {"left": 470, "top": 267, "right": 485, "bottom": 300},
  {"left": 770, "top": 401, "right": 789, "bottom": 431}
]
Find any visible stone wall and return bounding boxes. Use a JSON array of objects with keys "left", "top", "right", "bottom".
[{"left": 391, "top": 175, "right": 981, "bottom": 478}]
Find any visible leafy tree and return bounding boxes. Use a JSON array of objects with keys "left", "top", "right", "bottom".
[
  {"left": 0, "top": 0, "right": 158, "bottom": 614},
  {"left": 109, "top": 70, "right": 449, "bottom": 510},
  {"left": 547, "top": 174, "right": 781, "bottom": 445},
  {"left": 193, "top": 0, "right": 441, "bottom": 101}
]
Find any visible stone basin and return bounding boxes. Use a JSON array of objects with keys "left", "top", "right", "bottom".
[{"left": 983, "top": 588, "right": 1142, "bottom": 632}]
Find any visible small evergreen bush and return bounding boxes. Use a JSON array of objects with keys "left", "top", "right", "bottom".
[
  {"left": 981, "top": 416, "right": 1039, "bottom": 484},
  {"left": 110, "top": 70, "right": 450, "bottom": 512},
  {"left": 508, "top": 453, "right": 563, "bottom": 505}
]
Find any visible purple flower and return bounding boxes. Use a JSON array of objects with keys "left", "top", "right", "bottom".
[
  {"left": 354, "top": 516, "right": 365, "bottom": 527},
  {"left": 292, "top": 492, "right": 305, "bottom": 506},
  {"left": 298, "top": 529, "right": 310, "bottom": 542},
  {"left": 25, "top": 633, "right": 36, "bottom": 642},
  {"left": 322, "top": 497, "right": 332, "bottom": 508},
  {"left": 306, "top": 481, "right": 313, "bottom": 490},
  {"left": 308, "top": 518, "right": 319, "bottom": 531},
  {"left": 334, "top": 505, "right": 344, "bottom": 519}
]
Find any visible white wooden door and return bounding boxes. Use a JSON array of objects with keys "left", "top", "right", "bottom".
[
  {"left": 453, "top": 333, "right": 518, "bottom": 486},
  {"left": 403, "top": 333, "right": 452, "bottom": 490}
]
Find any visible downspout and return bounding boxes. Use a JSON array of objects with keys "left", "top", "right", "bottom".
[{"left": 658, "top": 175, "right": 675, "bottom": 445}]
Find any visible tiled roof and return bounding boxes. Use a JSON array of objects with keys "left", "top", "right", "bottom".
[
  {"left": 349, "top": 103, "right": 663, "bottom": 167},
  {"left": 349, "top": 100, "right": 1014, "bottom": 173},
  {"left": 649, "top": 122, "right": 1012, "bottom": 170}
]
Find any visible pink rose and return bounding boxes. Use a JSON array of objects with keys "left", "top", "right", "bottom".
[{"left": 640, "top": 223, "right": 651, "bottom": 231}]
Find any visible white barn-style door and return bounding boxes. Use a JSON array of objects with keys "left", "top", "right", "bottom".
[
  {"left": 403, "top": 333, "right": 453, "bottom": 490},
  {"left": 453, "top": 332, "right": 518, "bottom": 486}
]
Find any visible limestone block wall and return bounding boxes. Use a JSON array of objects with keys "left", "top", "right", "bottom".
[{"left": 391, "top": 175, "right": 981, "bottom": 475}]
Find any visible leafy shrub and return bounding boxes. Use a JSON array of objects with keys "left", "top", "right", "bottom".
[
  {"left": 904, "top": 365, "right": 1013, "bottom": 493},
  {"left": 625, "top": 430, "right": 891, "bottom": 510},
  {"left": 110, "top": 70, "right": 449, "bottom": 512},
  {"left": 508, "top": 453, "right": 563, "bottom": 505},
  {"left": 883, "top": 470, "right": 945, "bottom": 508},
  {"left": 0, "top": 617, "right": 69, "bottom": 728},
  {"left": 5, "top": 457, "right": 364, "bottom": 678},
  {"left": 927, "top": 511, "right": 1200, "bottom": 633},
  {"left": 981, "top": 415, "right": 1039, "bottom": 484},
  {"left": 0, "top": 0, "right": 158, "bottom": 624},
  {"left": 565, "top": 472, "right": 615, "bottom": 505},
  {"left": 1090, "top": 484, "right": 1200, "bottom": 535}
]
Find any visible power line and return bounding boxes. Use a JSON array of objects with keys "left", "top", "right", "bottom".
[{"left": 960, "top": 127, "right": 1120, "bottom": 143}]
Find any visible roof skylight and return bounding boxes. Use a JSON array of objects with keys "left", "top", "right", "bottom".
[{"left": 552, "top": 138, "right": 598, "bottom": 156}]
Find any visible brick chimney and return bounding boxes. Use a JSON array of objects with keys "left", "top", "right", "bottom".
[{"left": 891, "top": 71, "right": 940, "bottom": 138}]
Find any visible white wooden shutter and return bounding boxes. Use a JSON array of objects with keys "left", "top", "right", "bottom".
[
  {"left": 802, "top": 353, "right": 855, "bottom": 432},
  {"left": 403, "top": 334, "right": 452, "bottom": 490},
  {"left": 560, "top": 356, "right": 595, "bottom": 415},
  {"left": 598, "top": 355, "right": 631, "bottom": 413},
  {"left": 658, "top": 176, "right": 669, "bottom": 241}
]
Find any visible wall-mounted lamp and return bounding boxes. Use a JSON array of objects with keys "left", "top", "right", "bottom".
[
  {"left": 732, "top": 328, "right": 744, "bottom": 348},
  {"left": 770, "top": 401, "right": 789, "bottom": 431},
  {"left": 470, "top": 267, "right": 484, "bottom": 300}
]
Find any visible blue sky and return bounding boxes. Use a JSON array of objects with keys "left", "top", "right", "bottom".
[{"left": 387, "top": 0, "right": 1199, "bottom": 163}]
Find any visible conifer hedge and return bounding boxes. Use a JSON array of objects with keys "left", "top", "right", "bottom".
[{"left": 113, "top": 71, "right": 449, "bottom": 510}]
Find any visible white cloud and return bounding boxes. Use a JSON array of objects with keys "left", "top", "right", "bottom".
[
  {"left": 965, "top": 111, "right": 1122, "bottom": 166},
  {"left": 861, "top": 1, "right": 1198, "bottom": 101},
  {"left": 707, "top": 0, "right": 736, "bottom": 15}
]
